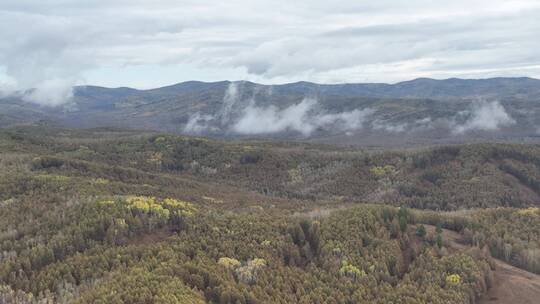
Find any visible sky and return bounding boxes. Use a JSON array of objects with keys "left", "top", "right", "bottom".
[{"left": 1, "top": 0, "right": 540, "bottom": 101}]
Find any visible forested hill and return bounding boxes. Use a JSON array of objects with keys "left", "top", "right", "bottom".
[
  {"left": 1, "top": 126, "right": 540, "bottom": 303},
  {"left": 3, "top": 126, "right": 539, "bottom": 210},
  {"left": 1, "top": 77, "right": 540, "bottom": 146}
]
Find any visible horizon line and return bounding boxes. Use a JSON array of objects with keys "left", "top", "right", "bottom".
[{"left": 73, "top": 76, "right": 540, "bottom": 91}]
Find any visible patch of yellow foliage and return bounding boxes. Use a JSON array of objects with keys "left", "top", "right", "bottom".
[
  {"left": 517, "top": 207, "right": 539, "bottom": 217},
  {"left": 370, "top": 165, "right": 396, "bottom": 177},
  {"left": 161, "top": 198, "right": 197, "bottom": 217},
  {"left": 92, "top": 178, "right": 110, "bottom": 185},
  {"left": 98, "top": 200, "right": 115, "bottom": 206},
  {"left": 249, "top": 258, "right": 267, "bottom": 268},
  {"left": 339, "top": 261, "right": 366, "bottom": 280},
  {"left": 445, "top": 274, "right": 461, "bottom": 284},
  {"left": 218, "top": 257, "right": 241, "bottom": 270},
  {"left": 98, "top": 196, "right": 197, "bottom": 219},
  {"left": 288, "top": 168, "right": 303, "bottom": 184},
  {"left": 34, "top": 174, "right": 71, "bottom": 183}
]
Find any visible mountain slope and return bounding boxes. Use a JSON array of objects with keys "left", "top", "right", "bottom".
[{"left": 1, "top": 77, "right": 540, "bottom": 146}]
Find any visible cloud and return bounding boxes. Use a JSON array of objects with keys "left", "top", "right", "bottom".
[
  {"left": 183, "top": 113, "right": 216, "bottom": 134},
  {"left": 452, "top": 100, "right": 515, "bottom": 134},
  {"left": 1, "top": 0, "right": 540, "bottom": 91},
  {"left": 372, "top": 120, "right": 408, "bottom": 133},
  {"left": 218, "top": 82, "right": 240, "bottom": 124},
  {"left": 371, "top": 117, "right": 433, "bottom": 133},
  {"left": 0, "top": 11, "right": 94, "bottom": 105},
  {"left": 232, "top": 99, "right": 316, "bottom": 136},
  {"left": 0, "top": 76, "right": 17, "bottom": 98},
  {"left": 232, "top": 99, "right": 373, "bottom": 136},
  {"left": 183, "top": 82, "right": 373, "bottom": 136},
  {"left": 20, "top": 78, "right": 75, "bottom": 106},
  {"left": 183, "top": 82, "right": 246, "bottom": 134}
]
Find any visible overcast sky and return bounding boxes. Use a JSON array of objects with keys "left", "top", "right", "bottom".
[{"left": 1, "top": 0, "right": 540, "bottom": 95}]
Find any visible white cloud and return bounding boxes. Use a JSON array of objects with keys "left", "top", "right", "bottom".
[
  {"left": 452, "top": 100, "right": 515, "bottom": 134},
  {"left": 183, "top": 113, "right": 215, "bottom": 134},
  {"left": 21, "top": 78, "right": 75, "bottom": 106},
  {"left": 219, "top": 82, "right": 240, "bottom": 124},
  {"left": 232, "top": 99, "right": 373, "bottom": 136},
  {"left": 371, "top": 117, "right": 434, "bottom": 133},
  {"left": 1, "top": 0, "right": 540, "bottom": 97},
  {"left": 372, "top": 120, "right": 408, "bottom": 133},
  {"left": 233, "top": 99, "right": 316, "bottom": 136},
  {"left": 183, "top": 82, "right": 373, "bottom": 136}
]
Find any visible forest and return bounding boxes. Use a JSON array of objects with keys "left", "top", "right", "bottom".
[{"left": 1, "top": 126, "right": 539, "bottom": 303}]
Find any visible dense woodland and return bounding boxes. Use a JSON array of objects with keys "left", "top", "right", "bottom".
[
  {"left": 1, "top": 126, "right": 540, "bottom": 303},
  {"left": 414, "top": 207, "right": 540, "bottom": 274}
]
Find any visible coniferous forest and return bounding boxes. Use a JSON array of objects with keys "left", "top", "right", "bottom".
[{"left": 1, "top": 126, "right": 540, "bottom": 303}]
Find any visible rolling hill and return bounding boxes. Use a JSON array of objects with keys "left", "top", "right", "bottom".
[
  {"left": 1, "top": 77, "right": 540, "bottom": 146},
  {"left": 1, "top": 126, "right": 540, "bottom": 303}
]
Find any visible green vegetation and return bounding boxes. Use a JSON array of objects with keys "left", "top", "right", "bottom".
[
  {"left": 470, "top": 208, "right": 540, "bottom": 274},
  {"left": 4, "top": 126, "right": 540, "bottom": 211},
  {"left": 414, "top": 207, "right": 540, "bottom": 274},
  {"left": 416, "top": 224, "right": 427, "bottom": 238},
  {"left": 0, "top": 126, "right": 539, "bottom": 303}
]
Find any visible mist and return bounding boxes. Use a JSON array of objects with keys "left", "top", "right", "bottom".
[
  {"left": 183, "top": 113, "right": 216, "bottom": 134},
  {"left": 371, "top": 117, "right": 434, "bottom": 133},
  {"left": 232, "top": 99, "right": 373, "bottom": 136},
  {"left": 183, "top": 82, "right": 243, "bottom": 134},
  {"left": 21, "top": 79, "right": 75, "bottom": 107},
  {"left": 372, "top": 120, "right": 408, "bottom": 133},
  {"left": 183, "top": 82, "right": 374, "bottom": 136},
  {"left": 452, "top": 100, "right": 515, "bottom": 134},
  {"left": 219, "top": 82, "right": 240, "bottom": 125}
]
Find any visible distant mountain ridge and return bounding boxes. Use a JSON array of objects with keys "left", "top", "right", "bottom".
[
  {"left": 2, "top": 77, "right": 540, "bottom": 146},
  {"left": 73, "top": 76, "right": 540, "bottom": 99}
]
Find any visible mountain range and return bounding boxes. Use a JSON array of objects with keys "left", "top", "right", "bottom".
[{"left": 1, "top": 77, "right": 540, "bottom": 146}]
